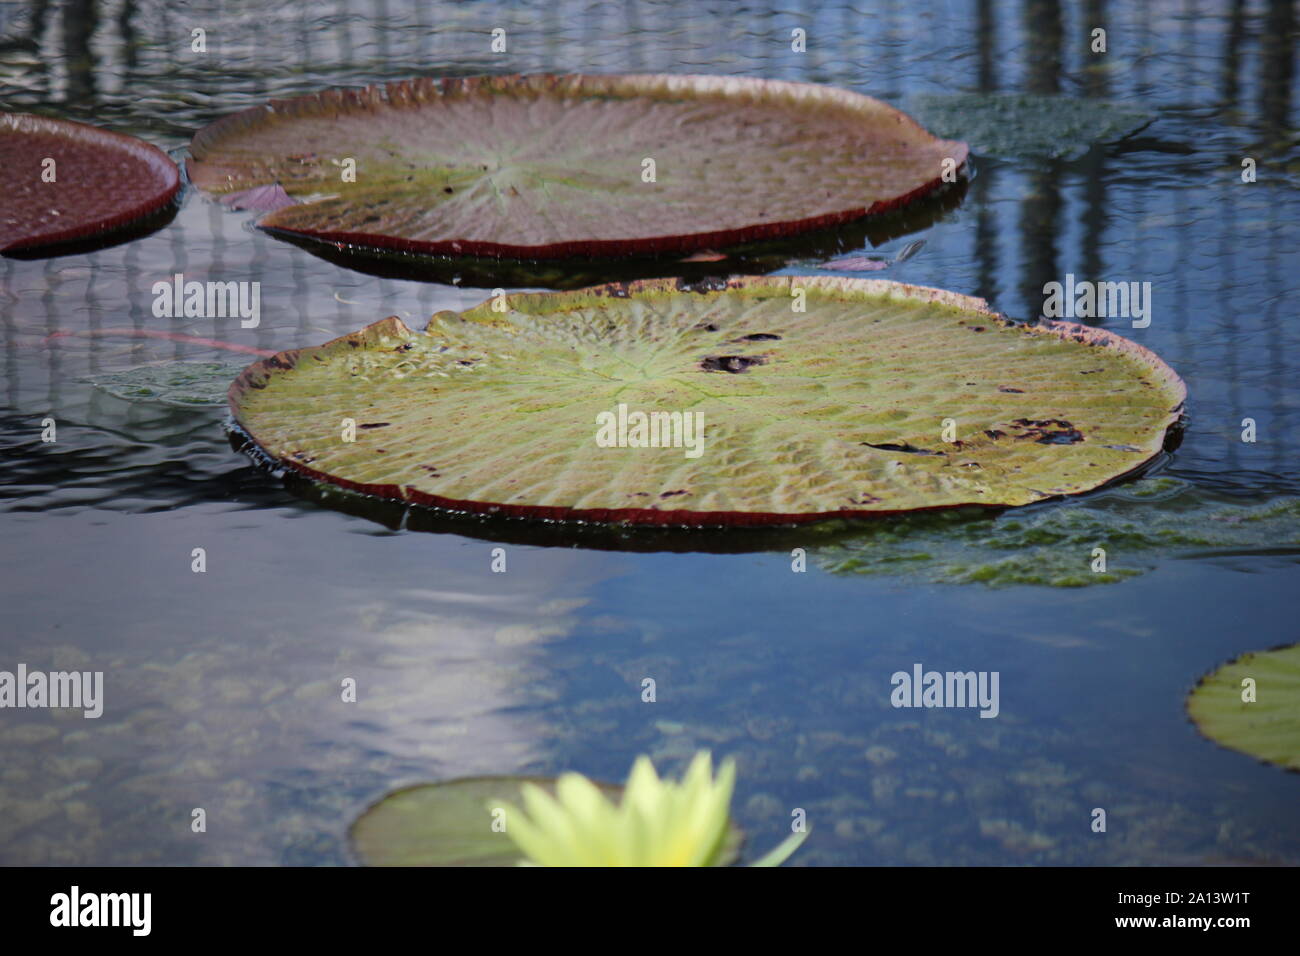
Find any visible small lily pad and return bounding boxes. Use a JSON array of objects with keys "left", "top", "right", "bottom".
[
  {"left": 1, "top": 113, "right": 180, "bottom": 254},
  {"left": 1187, "top": 644, "right": 1300, "bottom": 772},
  {"left": 188, "top": 74, "right": 966, "bottom": 259},
  {"left": 229, "top": 276, "right": 1186, "bottom": 526},
  {"left": 348, "top": 775, "right": 743, "bottom": 866},
  {"left": 907, "top": 93, "right": 1154, "bottom": 161},
  {"left": 89, "top": 361, "right": 248, "bottom": 407}
]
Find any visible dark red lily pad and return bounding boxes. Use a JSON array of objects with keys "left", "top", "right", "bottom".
[
  {"left": 1, "top": 113, "right": 181, "bottom": 254},
  {"left": 187, "top": 74, "right": 968, "bottom": 259}
]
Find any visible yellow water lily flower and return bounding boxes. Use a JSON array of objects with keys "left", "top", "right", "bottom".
[{"left": 494, "top": 751, "right": 808, "bottom": 867}]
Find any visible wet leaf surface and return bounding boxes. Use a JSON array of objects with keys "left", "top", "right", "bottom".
[
  {"left": 229, "top": 276, "right": 1186, "bottom": 526},
  {"left": 188, "top": 74, "right": 967, "bottom": 259}
]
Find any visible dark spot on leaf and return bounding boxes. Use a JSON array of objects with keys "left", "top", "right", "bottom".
[
  {"left": 660, "top": 489, "right": 688, "bottom": 498},
  {"left": 701, "top": 355, "right": 766, "bottom": 373},
  {"left": 984, "top": 429, "right": 1006, "bottom": 439},
  {"left": 861, "top": 441, "right": 943, "bottom": 456},
  {"left": 737, "top": 333, "right": 782, "bottom": 341},
  {"left": 1010, "top": 418, "right": 1084, "bottom": 444},
  {"left": 394, "top": 343, "right": 413, "bottom": 352},
  {"left": 1103, "top": 444, "right": 1141, "bottom": 452},
  {"left": 998, "top": 386, "right": 1024, "bottom": 393},
  {"left": 970, "top": 326, "right": 986, "bottom": 332},
  {"left": 1163, "top": 423, "right": 1186, "bottom": 452},
  {"left": 1034, "top": 429, "right": 1084, "bottom": 445},
  {"left": 359, "top": 422, "right": 390, "bottom": 429},
  {"left": 675, "top": 275, "right": 728, "bottom": 293},
  {"left": 694, "top": 322, "right": 719, "bottom": 332}
]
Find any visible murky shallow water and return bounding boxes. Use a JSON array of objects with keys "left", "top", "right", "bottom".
[{"left": 1, "top": 0, "right": 1298, "bottom": 865}]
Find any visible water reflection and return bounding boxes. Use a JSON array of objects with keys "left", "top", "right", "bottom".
[{"left": 0, "top": 0, "right": 1297, "bottom": 866}]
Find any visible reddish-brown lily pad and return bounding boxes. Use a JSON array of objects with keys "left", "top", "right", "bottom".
[
  {"left": 1, "top": 113, "right": 180, "bottom": 254},
  {"left": 188, "top": 74, "right": 967, "bottom": 259},
  {"left": 228, "top": 277, "right": 1186, "bottom": 528}
]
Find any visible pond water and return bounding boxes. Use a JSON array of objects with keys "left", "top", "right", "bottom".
[{"left": 1, "top": 0, "right": 1298, "bottom": 865}]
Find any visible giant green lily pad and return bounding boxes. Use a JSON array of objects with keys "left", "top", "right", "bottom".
[
  {"left": 1187, "top": 644, "right": 1300, "bottom": 772},
  {"left": 1, "top": 113, "right": 180, "bottom": 254},
  {"left": 907, "top": 93, "right": 1153, "bottom": 161},
  {"left": 348, "top": 776, "right": 743, "bottom": 866},
  {"left": 229, "top": 277, "right": 1185, "bottom": 526},
  {"left": 188, "top": 74, "right": 967, "bottom": 259}
]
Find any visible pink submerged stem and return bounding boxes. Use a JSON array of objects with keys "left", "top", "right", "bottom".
[{"left": 44, "top": 328, "right": 276, "bottom": 357}]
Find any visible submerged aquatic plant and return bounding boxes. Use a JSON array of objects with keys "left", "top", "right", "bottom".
[
  {"left": 86, "top": 360, "right": 253, "bottom": 407},
  {"left": 906, "top": 92, "right": 1154, "bottom": 161},
  {"left": 496, "top": 752, "right": 807, "bottom": 867},
  {"left": 820, "top": 479, "right": 1300, "bottom": 588}
]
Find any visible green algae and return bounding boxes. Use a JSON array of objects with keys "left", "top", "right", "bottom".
[
  {"left": 87, "top": 361, "right": 247, "bottom": 407},
  {"left": 819, "top": 478, "right": 1300, "bottom": 588},
  {"left": 908, "top": 93, "right": 1154, "bottom": 161}
]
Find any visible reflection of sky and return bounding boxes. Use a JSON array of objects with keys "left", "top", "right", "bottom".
[
  {"left": 0, "top": 0, "right": 1297, "bottom": 865},
  {"left": 0, "top": 508, "right": 617, "bottom": 863}
]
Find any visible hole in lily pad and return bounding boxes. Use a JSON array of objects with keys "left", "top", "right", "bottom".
[
  {"left": 1187, "top": 643, "right": 1300, "bottom": 772},
  {"left": 1, "top": 113, "right": 181, "bottom": 255},
  {"left": 906, "top": 93, "right": 1154, "bottom": 161},
  {"left": 348, "top": 775, "right": 743, "bottom": 867},
  {"left": 188, "top": 74, "right": 967, "bottom": 263},
  {"left": 228, "top": 276, "right": 1185, "bottom": 528}
]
